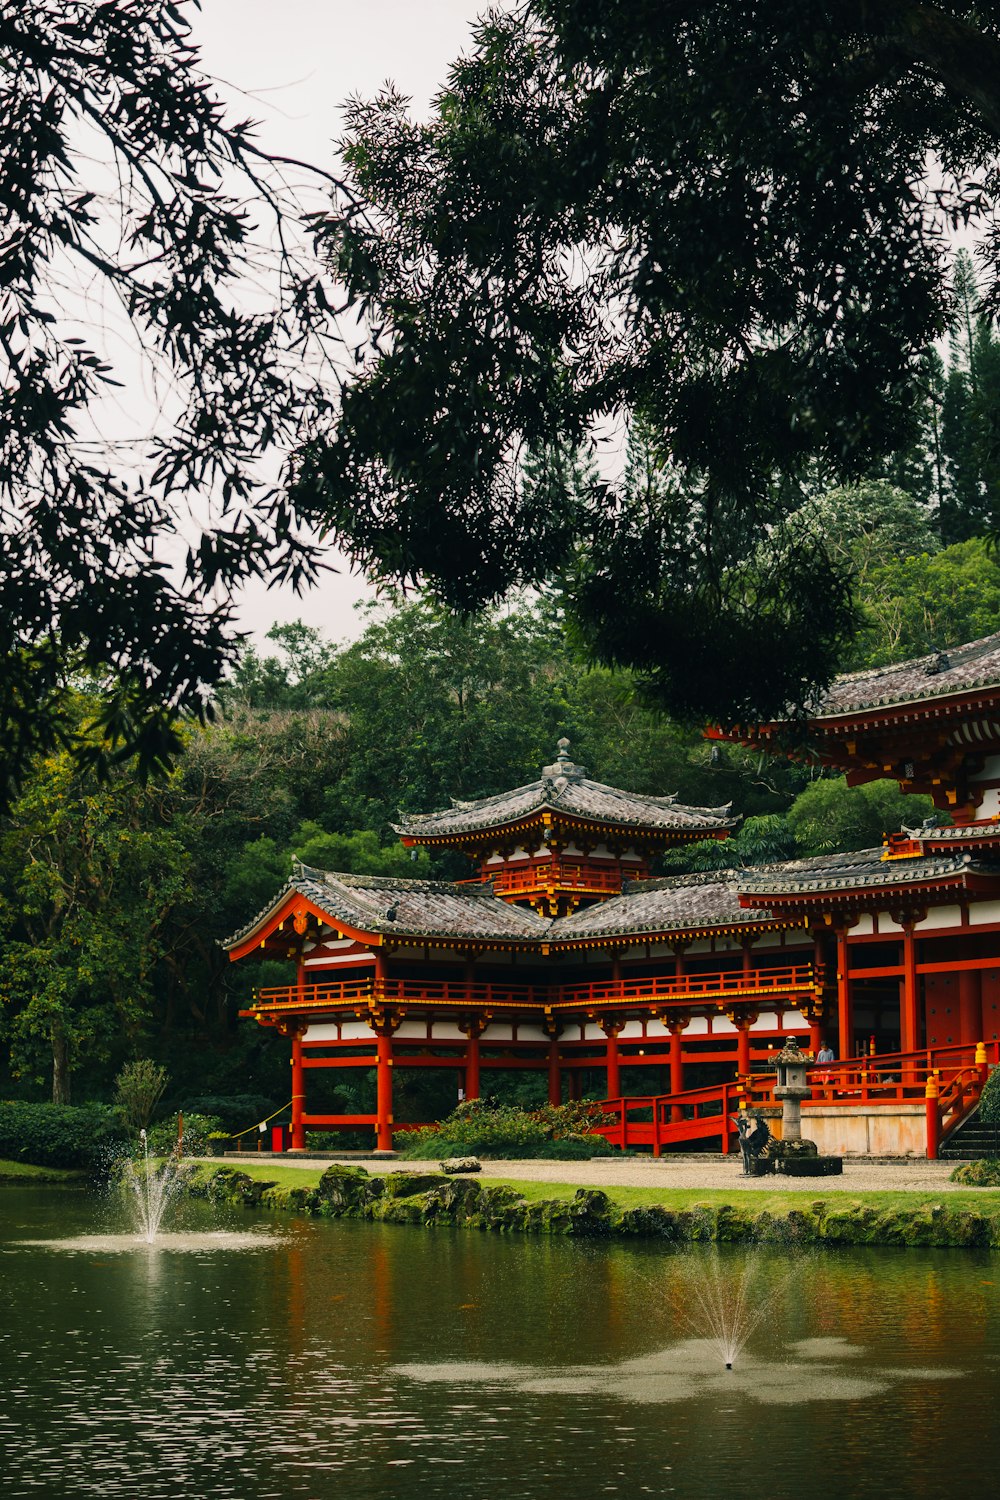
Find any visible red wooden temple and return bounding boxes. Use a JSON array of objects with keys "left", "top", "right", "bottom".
[{"left": 226, "top": 636, "right": 1000, "bottom": 1158}]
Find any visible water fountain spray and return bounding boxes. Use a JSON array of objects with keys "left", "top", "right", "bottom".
[{"left": 123, "top": 1126, "right": 180, "bottom": 1243}]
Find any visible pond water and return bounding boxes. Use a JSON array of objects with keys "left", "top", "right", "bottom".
[{"left": 1, "top": 1186, "right": 998, "bottom": 1499}]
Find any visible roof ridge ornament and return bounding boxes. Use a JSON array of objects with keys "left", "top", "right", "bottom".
[
  {"left": 541, "top": 735, "right": 586, "bottom": 784},
  {"left": 925, "top": 648, "right": 951, "bottom": 676}
]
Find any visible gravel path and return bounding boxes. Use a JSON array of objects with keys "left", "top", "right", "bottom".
[{"left": 256, "top": 1153, "right": 974, "bottom": 1193}]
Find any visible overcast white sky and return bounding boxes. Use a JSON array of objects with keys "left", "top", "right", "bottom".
[{"left": 190, "top": 1, "right": 485, "bottom": 651}]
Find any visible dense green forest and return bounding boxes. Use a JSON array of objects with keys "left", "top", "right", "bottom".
[{"left": 2, "top": 253, "right": 1000, "bottom": 1115}]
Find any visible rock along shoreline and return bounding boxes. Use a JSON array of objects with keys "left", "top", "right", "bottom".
[{"left": 178, "top": 1163, "right": 1000, "bottom": 1250}]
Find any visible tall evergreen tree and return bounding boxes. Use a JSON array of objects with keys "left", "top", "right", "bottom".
[{"left": 939, "top": 251, "right": 1000, "bottom": 543}]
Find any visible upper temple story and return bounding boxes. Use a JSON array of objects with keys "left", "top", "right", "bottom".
[
  {"left": 708, "top": 629, "right": 1000, "bottom": 825},
  {"left": 391, "top": 738, "right": 738, "bottom": 915}
]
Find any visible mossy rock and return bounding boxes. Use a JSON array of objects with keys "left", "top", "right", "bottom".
[
  {"left": 242, "top": 1178, "right": 278, "bottom": 1207},
  {"left": 468, "top": 1184, "right": 528, "bottom": 1230},
  {"left": 520, "top": 1197, "right": 574, "bottom": 1234},
  {"left": 316, "top": 1164, "right": 371, "bottom": 1214},
  {"left": 379, "top": 1197, "right": 430, "bottom": 1224},
  {"left": 943, "top": 1210, "right": 991, "bottom": 1247},
  {"left": 205, "top": 1167, "right": 255, "bottom": 1204},
  {"left": 567, "top": 1188, "right": 615, "bottom": 1236},
  {"left": 776, "top": 1206, "right": 823, "bottom": 1243},
  {"left": 713, "top": 1203, "right": 757, "bottom": 1242},
  {"left": 284, "top": 1185, "right": 318, "bottom": 1213},
  {"left": 819, "top": 1203, "right": 897, "bottom": 1245},
  {"left": 423, "top": 1179, "right": 482, "bottom": 1219},
  {"left": 687, "top": 1204, "right": 720, "bottom": 1242},
  {"left": 616, "top": 1204, "right": 685, "bottom": 1240},
  {"left": 381, "top": 1171, "right": 450, "bottom": 1199}
]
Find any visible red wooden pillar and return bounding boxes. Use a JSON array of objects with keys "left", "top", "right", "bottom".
[
  {"left": 603, "top": 1024, "right": 621, "bottom": 1099},
  {"left": 669, "top": 1021, "right": 686, "bottom": 1122},
  {"left": 465, "top": 1032, "right": 481, "bottom": 1100},
  {"left": 742, "top": 937, "right": 753, "bottom": 978},
  {"left": 375, "top": 1031, "right": 394, "bottom": 1152},
  {"left": 296, "top": 951, "right": 306, "bottom": 1006},
  {"left": 925, "top": 1073, "right": 940, "bottom": 1160},
  {"left": 736, "top": 1020, "right": 751, "bottom": 1076},
  {"left": 959, "top": 969, "right": 983, "bottom": 1047},
  {"left": 808, "top": 1016, "right": 822, "bottom": 1056},
  {"left": 836, "top": 929, "right": 852, "bottom": 1058},
  {"left": 901, "top": 924, "right": 919, "bottom": 1056},
  {"left": 547, "top": 1036, "right": 561, "bottom": 1106},
  {"left": 290, "top": 1027, "right": 306, "bottom": 1150}
]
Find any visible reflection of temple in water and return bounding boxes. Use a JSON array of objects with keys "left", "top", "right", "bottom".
[{"left": 226, "top": 634, "right": 1000, "bottom": 1159}]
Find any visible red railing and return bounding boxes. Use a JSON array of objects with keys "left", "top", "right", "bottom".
[
  {"left": 249, "top": 963, "right": 816, "bottom": 1015},
  {"left": 594, "top": 1081, "right": 746, "bottom": 1156},
  {"left": 253, "top": 976, "right": 374, "bottom": 1009},
  {"left": 459, "top": 861, "right": 635, "bottom": 895},
  {"left": 593, "top": 1041, "right": 1000, "bottom": 1158},
  {"left": 489, "top": 861, "right": 627, "bottom": 896},
  {"left": 551, "top": 964, "right": 815, "bottom": 1009}
]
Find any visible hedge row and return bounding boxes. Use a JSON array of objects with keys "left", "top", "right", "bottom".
[{"left": 0, "top": 1101, "right": 126, "bottom": 1170}]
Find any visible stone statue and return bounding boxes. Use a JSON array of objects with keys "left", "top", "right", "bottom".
[{"left": 735, "top": 1111, "right": 771, "bottom": 1175}]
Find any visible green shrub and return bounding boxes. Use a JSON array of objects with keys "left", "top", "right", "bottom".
[
  {"left": 534, "top": 1100, "right": 618, "bottom": 1137},
  {"left": 147, "top": 1112, "right": 223, "bottom": 1158},
  {"left": 400, "top": 1100, "right": 616, "bottom": 1160},
  {"left": 950, "top": 1157, "right": 1000, "bottom": 1186},
  {"left": 306, "top": 1130, "right": 368, "bottom": 1151},
  {"left": 114, "top": 1059, "right": 168, "bottom": 1132},
  {"left": 173, "top": 1095, "right": 278, "bottom": 1133},
  {"left": 0, "top": 1100, "right": 126, "bottom": 1170},
  {"left": 977, "top": 1069, "right": 1000, "bottom": 1129},
  {"left": 542, "top": 1134, "right": 615, "bottom": 1160}
]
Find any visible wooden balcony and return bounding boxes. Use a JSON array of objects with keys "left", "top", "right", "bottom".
[
  {"left": 486, "top": 860, "right": 629, "bottom": 897},
  {"left": 246, "top": 963, "right": 816, "bottom": 1016}
]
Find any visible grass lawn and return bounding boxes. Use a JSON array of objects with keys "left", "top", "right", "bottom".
[
  {"left": 188, "top": 1160, "right": 1000, "bottom": 1217},
  {"left": 0, "top": 1159, "right": 87, "bottom": 1184}
]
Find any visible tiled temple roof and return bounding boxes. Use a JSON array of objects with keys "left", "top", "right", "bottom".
[
  {"left": 550, "top": 873, "right": 774, "bottom": 940},
  {"left": 737, "top": 847, "right": 989, "bottom": 898},
  {"left": 393, "top": 739, "right": 736, "bottom": 841},
  {"left": 224, "top": 864, "right": 549, "bottom": 948},
  {"left": 225, "top": 844, "right": 1000, "bottom": 953},
  {"left": 225, "top": 864, "right": 775, "bottom": 950},
  {"left": 901, "top": 822, "right": 1000, "bottom": 842},
  {"left": 807, "top": 631, "right": 1000, "bottom": 720}
]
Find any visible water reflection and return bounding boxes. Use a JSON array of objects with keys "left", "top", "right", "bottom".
[
  {"left": 394, "top": 1339, "right": 961, "bottom": 1405},
  {"left": 0, "top": 1188, "right": 995, "bottom": 1500}
]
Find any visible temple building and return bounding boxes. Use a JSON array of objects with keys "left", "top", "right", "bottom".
[{"left": 226, "top": 634, "right": 1000, "bottom": 1158}]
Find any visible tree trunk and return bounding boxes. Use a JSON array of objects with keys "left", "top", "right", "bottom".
[{"left": 51, "top": 1024, "right": 70, "bottom": 1106}]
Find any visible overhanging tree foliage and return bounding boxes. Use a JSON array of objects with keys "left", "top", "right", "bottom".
[
  {"left": 0, "top": 0, "right": 345, "bottom": 801},
  {"left": 298, "top": 0, "right": 1000, "bottom": 721}
]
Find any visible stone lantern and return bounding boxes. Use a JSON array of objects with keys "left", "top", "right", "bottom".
[
  {"left": 772, "top": 1036, "right": 812, "bottom": 1143},
  {"left": 767, "top": 1036, "right": 843, "bottom": 1176}
]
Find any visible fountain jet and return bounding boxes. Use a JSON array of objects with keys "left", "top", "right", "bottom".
[{"left": 122, "top": 1128, "right": 180, "bottom": 1243}]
